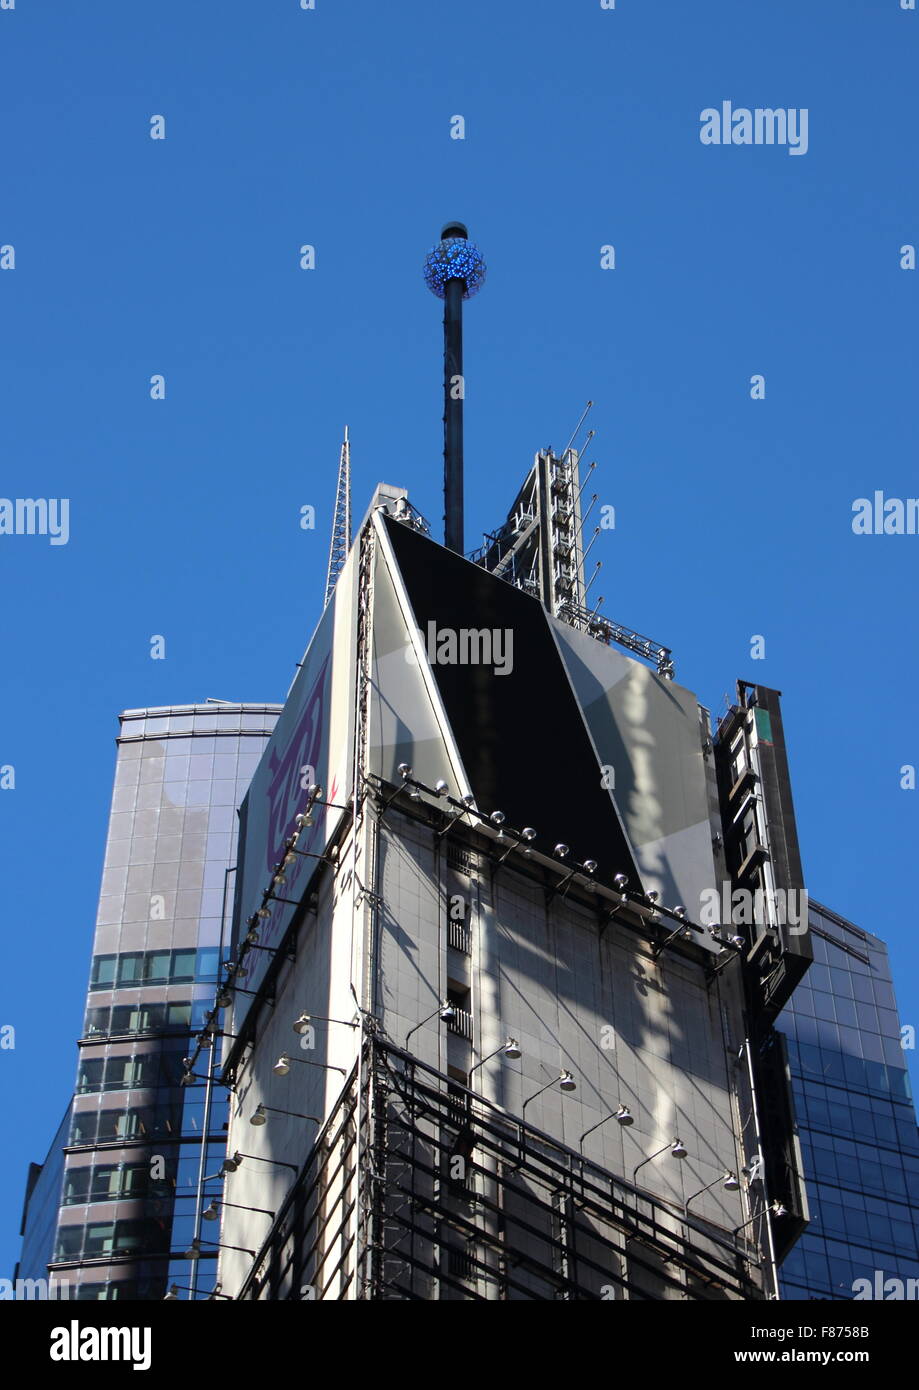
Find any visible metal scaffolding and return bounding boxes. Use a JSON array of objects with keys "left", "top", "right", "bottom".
[{"left": 235, "top": 1035, "right": 763, "bottom": 1302}]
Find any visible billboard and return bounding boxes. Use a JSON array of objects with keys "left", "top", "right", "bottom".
[{"left": 230, "top": 547, "right": 358, "bottom": 1033}]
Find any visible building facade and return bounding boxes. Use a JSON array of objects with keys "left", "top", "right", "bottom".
[
  {"left": 207, "top": 472, "right": 811, "bottom": 1300},
  {"left": 29, "top": 702, "right": 280, "bottom": 1300},
  {"left": 14, "top": 1105, "right": 72, "bottom": 1295},
  {"left": 777, "top": 900, "right": 919, "bottom": 1300}
]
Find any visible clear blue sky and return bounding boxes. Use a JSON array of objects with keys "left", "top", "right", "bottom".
[{"left": 1, "top": 0, "right": 916, "bottom": 1277}]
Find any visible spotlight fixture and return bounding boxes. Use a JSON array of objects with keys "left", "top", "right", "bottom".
[
  {"left": 554, "top": 843, "right": 570, "bottom": 859},
  {"left": 490, "top": 810, "right": 506, "bottom": 826},
  {"left": 257, "top": 906, "right": 271, "bottom": 919},
  {"left": 249, "top": 1102, "right": 320, "bottom": 1127},
  {"left": 521, "top": 827, "right": 537, "bottom": 841},
  {"left": 404, "top": 999, "right": 455, "bottom": 1048},
  {"left": 273, "top": 1055, "right": 292, "bottom": 1076},
  {"left": 203, "top": 1202, "right": 220, "bottom": 1222},
  {"left": 469, "top": 1036, "right": 524, "bottom": 1078},
  {"left": 295, "top": 810, "right": 313, "bottom": 828},
  {"left": 398, "top": 763, "right": 412, "bottom": 779},
  {"left": 583, "top": 859, "right": 598, "bottom": 874},
  {"left": 730, "top": 934, "right": 745, "bottom": 949},
  {"left": 522, "top": 1070, "right": 578, "bottom": 1118},
  {"left": 216, "top": 989, "right": 233, "bottom": 1009},
  {"left": 646, "top": 890, "right": 659, "bottom": 904},
  {"left": 633, "top": 1137, "right": 689, "bottom": 1184},
  {"left": 613, "top": 872, "right": 628, "bottom": 890},
  {"left": 163, "top": 1285, "right": 179, "bottom": 1300},
  {"left": 674, "top": 905, "right": 687, "bottom": 920},
  {"left": 292, "top": 1012, "right": 312, "bottom": 1035},
  {"left": 686, "top": 1168, "right": 742, "bottom": 1211},
  {"left": 579, "top": 1101, "right": 637, "bottom": 1151},
  {"left": 434, "top": 779, "right": 449, "bottom": 796},
  {"left": 461, "top": 793, "right": 476, "bottom": 808}
]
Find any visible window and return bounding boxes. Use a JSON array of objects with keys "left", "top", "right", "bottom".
[
  {"left": 63, "top": 1169, "right": 91, "bottom": 1205},
  {"left": 90, "top": 956, "right": 117, "bottom": 989},
  {"left": 117, "top": 954, "right": 146, "bottom": 987},
  {"left": 83, "top": 1223, "right": 117, "bottom": 1257},
  {"left": 146, "top": 951, "right": 171, "bottom": 983},
  {"left": 54, "top": 1227, "right": 83, "bottom": 1261},
  {"left": 195, "top": 946, "right": 219, "bottom": 980},
  {"left": 90, "top": 1166, "right": 124, "bottom": 1202},
  {"left": 84, "top": 1007, "right": 111, "bottom": 1037},
  {"left": 77, "top": 1059, "right": 105, "bottom": 1094},
  {"left": 171, "top": 949, "right": 196, "bottom": 983}
]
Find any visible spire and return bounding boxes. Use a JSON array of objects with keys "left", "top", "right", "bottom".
[
  {"left": 323, "top": 426, "right": 352, "bottom": 607},
  {"left": 423, "top": 223, "right": 487, "bottom": 554}
]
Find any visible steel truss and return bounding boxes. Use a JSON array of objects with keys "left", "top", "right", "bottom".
[{"left": 236, "top": 1035, "right": 763, "bottom": 1301}]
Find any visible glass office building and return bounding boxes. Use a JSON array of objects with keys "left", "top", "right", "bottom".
[
  {"left": 14, "top": 1105, "right": 72, "bottom": 1294},
  {"left": 35, "top": 702, "right": 280, "bottom": 1300},
  {"left": 777, "top": 900, "right": 919, "bottom": 1299}
]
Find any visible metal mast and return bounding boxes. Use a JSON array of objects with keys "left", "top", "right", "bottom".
[
  {"left": 324, "top": 426, "right": 352, "bottom": 607},
  {"left": 423, "top": 223, "right": 486, "bottom": 553}
]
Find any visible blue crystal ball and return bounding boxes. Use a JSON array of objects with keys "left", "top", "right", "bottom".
[{"left": 423, "top": 237, "right": 486, "bottom": 299}]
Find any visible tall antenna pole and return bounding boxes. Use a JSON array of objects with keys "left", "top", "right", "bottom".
[
  {"left": 423, "top": 223, "right": 486, "bottom": 553},
  {"left": 324, "top": 425, "right": 351, "bottom": 608}
]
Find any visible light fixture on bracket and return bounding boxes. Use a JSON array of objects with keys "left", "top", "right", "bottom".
[
  {"left": 404, "top": 1000, "right": 456, "bottom": 1049},
  {"left": 632, "top": 1137, "right": 688, "bottom": 1185},
  {"left": 522, "top": 1070, "right": 577, "bottom": 1120},
  {"left": 468, "top": 1037, "right": 523, "bottom": 1079},
  {"left": 579, "top": 1102, "right": 636, "bottom": 1153}
]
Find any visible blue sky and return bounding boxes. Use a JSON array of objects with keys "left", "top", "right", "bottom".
[{"left": 1, "top": 0, "right": 917, "bottom": 1277}]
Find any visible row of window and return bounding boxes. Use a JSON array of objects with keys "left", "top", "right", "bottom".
[
  {"left": 90, "top": 947, "right": 220, "bottom": 991},
  {"left": 54, "top": 1220, "right": 171, "bottom": 1264},
  {"left": 76, "top": 1049, "right": 188, "bottom": 1096},
  {"left": 83, "top": 999, "right": 209, "bottom": 1039},
  {"left": 63, "top": 1163, "right": 171, "bottom": 1206},
  {"left": 789, "top": 1038, "right": 912, "bottom": 1100},
  {"left": 794, "top": 1087, "right": 917, "bottom": 1150},
  {"left": 70, "top": 1103, "right": 188, "bottom": 1147},
  {"left": 801, "top": 1140, "right": 913, "bottom": 1200},
  {"left": 808, "top": 1196, "right": 917, "bottom": 1255}
]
